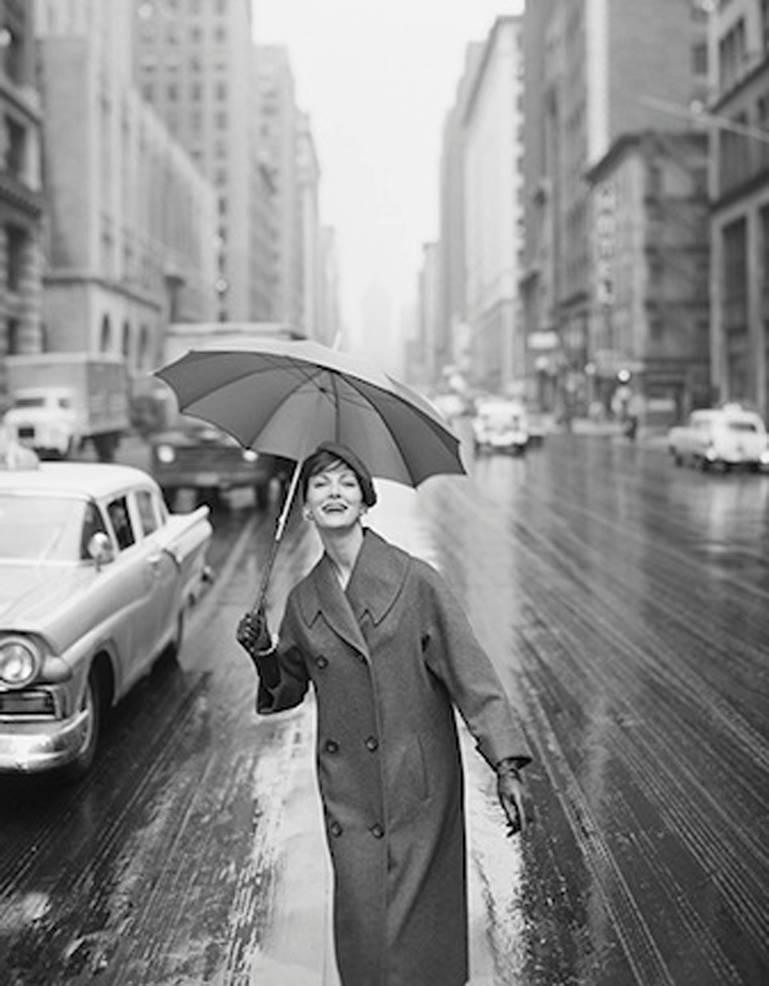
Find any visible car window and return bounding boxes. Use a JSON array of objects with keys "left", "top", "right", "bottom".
[
  {"left": 80, "top": 501, "right": 109, "bottom": 559},
  {"left": 0, "top": 494, "right": 88, "bottom": 561},
  {"left": 136, "top": 489, "right": 161, "bottom": 535},
  {"left": 727, "top": 421, "right": 758, "bottom": 433},
  {"left": 106, "top": 496, "right": 136, "bottom": 551}
]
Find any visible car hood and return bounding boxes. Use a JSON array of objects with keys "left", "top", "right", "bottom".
[{"left": 0, "top": 563, "right": 92, "bottom": 631}]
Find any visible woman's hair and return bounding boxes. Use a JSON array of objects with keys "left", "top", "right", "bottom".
[{"left": 300, "top": 442, "right": 377, "bottom": 506}]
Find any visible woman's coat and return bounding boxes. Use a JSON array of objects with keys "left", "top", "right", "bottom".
[{"left": 256, "top": 528, "right": 530, "bottom": 986}]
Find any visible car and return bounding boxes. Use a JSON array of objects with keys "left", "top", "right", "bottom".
[
  {"left": 0, "top": 462, "right": 213, "bottom": 779},
  {"left": 149, "top": 419, "right": 292, "bottom": 509},
  {"left": 667, "top": 404, "right": 769, "bottom": 472},
  {"left": 472, "top": 399, "right": 529, "bottom": 455}
]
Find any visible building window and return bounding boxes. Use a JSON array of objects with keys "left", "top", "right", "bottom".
[
  {"left": 0, "top": 25, "right": 25, "bottom": 85},
  {"left": 216, "top": 80, "right": 227, "bottom": 101},
  {"left": 100, "top": 314, "right": 112, "bottom": 352},
  {"left": 691, "top": 41, "right": 708, "bottom": 76},
  {"left": 4, "top": 116, "right": 25, "bottom": 178},
  {"left": 6, "top": 318, "right": 20, "bottom": 354},
  {"left": 5, "top": 225, "right": 26, "bottom": 292}
]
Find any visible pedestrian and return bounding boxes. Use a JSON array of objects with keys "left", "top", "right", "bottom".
[{"left": 236, "top": 441, "right": 532, "bottom": 986}]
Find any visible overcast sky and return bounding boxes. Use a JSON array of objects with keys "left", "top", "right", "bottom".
[{"left": 252, "top": 0, "right": 524, "bottom": 353}]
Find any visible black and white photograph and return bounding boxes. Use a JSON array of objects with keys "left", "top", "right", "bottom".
[{"left": 0, "top": 1, "right": 768, "bottom": 984}]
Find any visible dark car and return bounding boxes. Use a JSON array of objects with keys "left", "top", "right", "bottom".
[{"left": 149, "top": 420, "right": 291, "bottom": 509}]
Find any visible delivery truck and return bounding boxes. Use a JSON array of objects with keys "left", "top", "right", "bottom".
[{"left": 3, "top": 353, "right": 130, "bottom": 461}]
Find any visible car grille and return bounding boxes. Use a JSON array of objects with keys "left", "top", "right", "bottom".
[{"left": 0, "top": 689, "right": 56, "bottom": 718}]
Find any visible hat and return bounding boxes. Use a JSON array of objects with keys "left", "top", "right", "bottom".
[{"left": 300, "top": 441, "right": 377, "bottom": 507}]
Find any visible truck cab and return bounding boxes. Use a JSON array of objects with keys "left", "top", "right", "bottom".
[{"left": 3, "top": 387, "right": 80, "bottom": 458}]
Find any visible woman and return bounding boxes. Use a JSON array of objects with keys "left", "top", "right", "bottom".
[{"left": 237, "top": 441, "right": 531, "bottom": 986}]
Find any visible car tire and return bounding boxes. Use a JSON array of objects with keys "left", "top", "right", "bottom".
[
  {"left": 164, "top": 609, "right": 185, "bottom": 666},
  {"left": 673, "top": 452, "right": 683, "bottom": 467},
  {"left": 59, "top": 668, "right": 103, "bottom": 782}
]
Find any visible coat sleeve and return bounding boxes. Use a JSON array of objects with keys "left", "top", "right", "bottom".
[
  {"left": 417, "top": 561, "right": 531, "bottom": 770},
  {"left": 255, "top": 590, "right": 310, "bottom": 715}
]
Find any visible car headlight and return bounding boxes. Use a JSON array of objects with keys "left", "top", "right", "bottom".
[
  {"left": 0, "top": 638, "right": 41, "bottom": 688},
  {"left": 242, "top": 449, "right": 258, "bottom": 462},
  {"left": 156, "top": 444, "right": 176, "bottom": 464}
]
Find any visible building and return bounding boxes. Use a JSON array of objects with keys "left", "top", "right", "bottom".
[
  {"left": 318, "top": 224, "right": 341, "bottom": 347},
  {"left": 437, "top": 42, "right": 483, "bottom": 385},
  {"left": 297, "top": 110, "right": 321, "bottom": 340},
  {"left": 417, "top": 241, "right": 441, "bottom": 386},
  {"left": 255, "top": 45, "right": 302, "bottom": 332},
  {"left": 0, "top": 0, "right": 45, "bottom": 405},
  {"left": 463, "top": 15, "right": 525, "bottom": 395},
  {"left": 35, "top": 0, "right": 216, "bottom": 377},
  {"left": 521, "top": 0, "right": 710, "bottom": 416},
  {"left": 585, "top": 131, "right": 711, "bottom": 425},
  {"left": 709, "top": 0, "right": 769, "bottom": 419},
  {"left": 134, "top": 0, "right": 268, "bottom": 322}
]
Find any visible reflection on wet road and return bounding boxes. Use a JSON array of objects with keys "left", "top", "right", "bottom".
[{"left": 0, "top": 435, "right": 767, "bottom": 985}]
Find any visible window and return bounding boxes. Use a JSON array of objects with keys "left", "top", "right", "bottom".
[
  {"left": 136, "top": 490, "right": 160, "bottom": 535},
  {"left": 5, "top": 225, "right": 25, "bottom": 291},
  {"left": 80, "top": 502, "right": 108, "bottom": 560},
  {"left": 107, "top": 497, "right": 136, "bottom": 551},
  {"left": 4, "top": 116, "right": 25, "bottom": 177}
]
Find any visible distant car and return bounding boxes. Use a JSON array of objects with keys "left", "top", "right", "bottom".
[
  {"left": 149, "top": 419, "right": 292, "bottom": 509},
  {"left": 473, "top": 399, "right": 529, "bottom": 455},
  {"left": 0, "top": 462, "right": 213, "bottom": 779},
  {"left": 667, "top": 405, "right": 769, "bottom": 472}
]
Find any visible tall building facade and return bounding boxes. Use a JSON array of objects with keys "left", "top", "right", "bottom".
[
  {"left": 255, "top": 45, "right": 302, "bottom": 332},
  {"left": 522, "top": 0, "right": 709, "bottom": 416},
  {"left": 0, "top": 0, "right": 45, "bottom": 406},
  {"left": 437, "top": 42, "right": 482, "bottom": 384},
  {"left": 134, "top": 0, "right": 269, "bottom": 322},
  {"left": 297, "top": 110, "right": 321, "bottom": 340},
  {"left": 709, "top": 0, "right": 769, "bottom": 419},
  {"left": 463, "top": 15, "right": 525, "bottom": 394},
  {"left": 35, "top": 0, "right": 216, "bottom": 376}
]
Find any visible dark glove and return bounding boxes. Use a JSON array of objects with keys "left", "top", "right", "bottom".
[
  {"left": 236, "top": 608, "right": 279, "bottom": 687},
  {"left": 496, "top": 757, "right": 531, "bottom": 837}
]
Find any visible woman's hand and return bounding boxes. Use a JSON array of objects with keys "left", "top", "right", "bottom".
[
  {"left": 236, "top": 607, "right": 274, "bottom": 658},
  {"left": 496, "top": 758, "right": 532, "bottom": 836}
]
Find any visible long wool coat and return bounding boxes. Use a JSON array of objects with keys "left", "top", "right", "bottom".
[{"left": 256, "top": 528, "right": 530, "bottom": 986}]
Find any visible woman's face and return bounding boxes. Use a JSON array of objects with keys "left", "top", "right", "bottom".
[{"left": 304, "top": 460, "right": 365, "bottom": 531}]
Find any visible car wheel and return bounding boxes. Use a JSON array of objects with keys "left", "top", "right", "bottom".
[
  {"left": 59, "top": 668, "right": 103, "bottom": 782},
  {"left": 164, "top": 609, "right": 185, "bottom": 666},
  {"left": 673, "top": 453, "right": 683, "bottom": 467}
]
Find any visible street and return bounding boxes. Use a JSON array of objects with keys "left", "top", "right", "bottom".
[{"left": 0, "top": 431, "right": 768, "bottom": 986}]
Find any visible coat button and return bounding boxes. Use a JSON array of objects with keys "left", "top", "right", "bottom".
[
  {"left": 370, "top": 823, "right": 384, "bottom": 839},
  {"left": 330, "top": 821, "right": 343, "bottom": 837},
  {"left": 365, "top": 736, "right": 378, "bottom": 752},
  {"left": 315, "top": 655, "right": 328, "bottom": 669},
  {"left": 324, "top": 739, "right": 339, "bottom": 754}
]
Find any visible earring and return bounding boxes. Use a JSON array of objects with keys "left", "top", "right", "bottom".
[{"left": 303, "top": 509, "right": 313, "bottom": 522}]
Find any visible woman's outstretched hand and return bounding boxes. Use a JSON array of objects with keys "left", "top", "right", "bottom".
[{"left": 496, "top": 758, "right": 532, "bottom": 837}]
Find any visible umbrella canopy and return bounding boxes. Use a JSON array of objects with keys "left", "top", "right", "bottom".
[{"left": 154, "top": 339, "right": 465, "bottom": 486}]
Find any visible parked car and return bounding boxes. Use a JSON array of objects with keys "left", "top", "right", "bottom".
[
  {"left": 0, "top": 462, "right": 213, "bottom": 779},
  {"left": 149, "top": 420, "right": 292, "bottom": 510},
  {"left": 667, "top": 404, "right": 769, "bottom": 472},
  {"left": 472, "top": 399, "right": 529, "bottom": 455}
]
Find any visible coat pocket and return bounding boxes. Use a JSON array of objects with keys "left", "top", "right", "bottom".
[{"left": 389, "top": 736, "right": 431, "bottom": 819}]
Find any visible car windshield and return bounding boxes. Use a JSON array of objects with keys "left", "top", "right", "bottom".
[
  {"left": 13, "top": 396, "right": 46, "bottom": 409},
  {"left": 0, "top": 494, "right": 89, "bottom": 562}
]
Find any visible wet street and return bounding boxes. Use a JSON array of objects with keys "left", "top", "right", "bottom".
[{"left": 1, "top": 431, "right": 768, "bottom": 986}]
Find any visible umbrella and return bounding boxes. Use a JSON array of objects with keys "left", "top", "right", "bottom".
[{"left": 154, "top": 338, "right": 465, "bottom": 609}]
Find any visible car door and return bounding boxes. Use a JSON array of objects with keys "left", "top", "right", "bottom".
[{"left": 131, "top": 486, "right": 179, "bottom": 658}]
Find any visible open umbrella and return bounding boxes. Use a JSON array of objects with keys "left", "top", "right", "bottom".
[{"left": 154, "top": 338, "right": 465, "bottom": 609}]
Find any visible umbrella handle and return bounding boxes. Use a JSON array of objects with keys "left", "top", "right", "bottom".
[{"left": 251, "top": 459, "right": 303, "bottom": 613}]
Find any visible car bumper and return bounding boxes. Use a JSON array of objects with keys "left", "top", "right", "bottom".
[{"left": 0, "top": 709, "right": 89, "bottom": 773}]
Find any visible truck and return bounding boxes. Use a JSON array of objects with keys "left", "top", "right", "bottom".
[
  {"left": 3, "top": 353, "right": 130, "bottom": 461},
  {"left": 149, "top": 322, "right": 302, "bottom": 509}
]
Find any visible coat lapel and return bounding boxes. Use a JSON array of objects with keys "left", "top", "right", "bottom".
[
  {"left": 345, "top": 529, "right": 410, "bottom": 626},
  {"left": 298, "top": 553, "right": 370, "bottom": 658}
]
